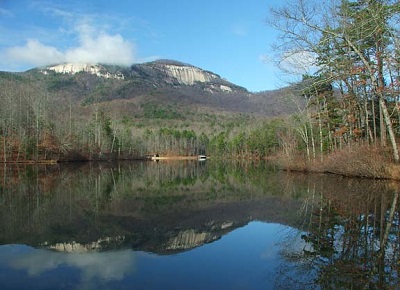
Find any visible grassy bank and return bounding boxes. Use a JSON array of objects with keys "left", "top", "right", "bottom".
[{"left": 270, "top": 144, "right": 400, "bottom": 181}]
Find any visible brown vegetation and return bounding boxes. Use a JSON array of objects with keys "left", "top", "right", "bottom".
[{"left": 272, "top": 144, "right": 400, "bottom": 180}]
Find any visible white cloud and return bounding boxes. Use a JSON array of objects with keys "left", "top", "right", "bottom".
[
  {"left": 3, "top": 23, "right": 136, "bottom": 68},
  {"left": 232, "top": 24, "right": 247, "bottom": 37},
  {"left": 279, "top": 50, "right": 318, "bottom": 75},
  {"left": 6, "top": 39, "right": 65, "bottom": 66},
  {"left": 259, "top": 53, "right": 272, "bottom": 64},
  {"left": 65, "top": 28, "right": 135, "bottom": 65}
]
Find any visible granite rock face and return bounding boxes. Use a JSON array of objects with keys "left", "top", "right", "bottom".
[
  {"left": 41, "top": 60, "right": 239, "bottom": 93},
  {"left": 159, "top": 64, "right": 217, "bottom": 85},
  {"left": 42, "top": 63, "right": 125, "bottom": 80}
]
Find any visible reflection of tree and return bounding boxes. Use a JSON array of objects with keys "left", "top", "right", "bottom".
[
  {"left": 277, "top": 178, "right": 400, "bottom": 289},
  {"left": 0, "top": 161, "right": 305, "bottom": 250}
]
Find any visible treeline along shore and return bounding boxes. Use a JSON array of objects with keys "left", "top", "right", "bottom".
[{"left": 1, "top": 1, "right": 400, "bottom": 180}]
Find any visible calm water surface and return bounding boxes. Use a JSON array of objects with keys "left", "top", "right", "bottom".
[{"left": 0, "top": 161, "right": 399, "bottom": 289}]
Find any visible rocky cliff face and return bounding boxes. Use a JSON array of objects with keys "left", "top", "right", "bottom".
[
  {"left": 156, "top": 63, "right": 217, "bottom": 85},
  {"left": 40, "top": 60, "right": 241, "bottom": 93},
  {"left": 42, "top": 63, "right": 125, "bottom": 80}
]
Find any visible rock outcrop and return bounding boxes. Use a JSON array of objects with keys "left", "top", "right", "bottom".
[
  {"left": 42, "top": 63, "right": 125, "bottom": 80},
  {"left": 40, "top": 60, "right": 240, "bottom": 93},
  {"left": 157, "top": 64, "right": 217, "bottom": 85}
]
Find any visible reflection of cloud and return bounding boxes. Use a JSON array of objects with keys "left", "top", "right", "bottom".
[
  {"left": 260, "top": 247, "right": 276, "bottom": 260},
  {"left": 9, "top": 248, "right": 136, "bottom": 281}
]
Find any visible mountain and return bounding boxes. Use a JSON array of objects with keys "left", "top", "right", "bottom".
[
  {"left": 41, "top": 59, "right": 243, "bottom": 90},
  {"left": 24, "top": 59, "right": 304, "bottom": 116},
  {"left": 0, "top": 60, "right": 308, "bottom": 162}
]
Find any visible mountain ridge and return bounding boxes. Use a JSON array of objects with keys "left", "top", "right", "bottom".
[
  {"left": 3, "top": 59, "right": 305, "bottom": 117},
  {"left": 38, "top": 59, "right": 241, "bottom": 89},
  {"left": 0, "top": 58, "right": 307, "bottom": 162}
]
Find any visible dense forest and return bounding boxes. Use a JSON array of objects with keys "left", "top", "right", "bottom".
[
  {"left": 0, "top": 68, "right": 292, "bottom": 162},
  {"left": 0, "top": 58, "right": 304, "bottom": 162},
  {"left": 267, "top": 0, "right": 400, "bottom": 177},
  {"left": 0, "top": 0, "right": 399, "bottom": 178}
]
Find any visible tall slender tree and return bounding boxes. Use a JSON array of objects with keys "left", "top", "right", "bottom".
[{"left": 269, "top": 0, "right": 400, "bottom": 162}]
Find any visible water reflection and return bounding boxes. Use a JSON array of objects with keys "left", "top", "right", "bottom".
[
  {"left": 0, "top": 161, "right": 302, "bottom": 253},
  {"left": 277, "top": 176, "right": 400, "bottom": 289},
  {"left": 0, "top": 223, "right": 295, "bottom": 290},
  {"left": 0, "top": 161, "right": 399, "bottom": 289},
  {"left": 7, "top": 246, "right": 135, "bottom": 280}
]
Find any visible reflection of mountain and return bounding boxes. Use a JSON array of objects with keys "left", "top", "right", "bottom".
[
  {"left": 39, "top": 196, "right": 302, "bottom": 254},
  {"left": 166, "top": 229, "right": 220, "bottom": 251},
  {"left": 0, "top": 161, "right": 305, "bottom": 254},
  {"left": 3, "top": 163, "right": 398, "bottom": 290},
  {"left": 44, "top": 236, "right": 125, "bottom": 252}
]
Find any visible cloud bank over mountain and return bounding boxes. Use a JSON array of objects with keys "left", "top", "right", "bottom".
[{"left": 4, "top": 22, "right": 136, "bottom": 68}]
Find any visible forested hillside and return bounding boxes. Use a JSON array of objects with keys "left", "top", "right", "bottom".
[
  {"left": 0, "top": 60, "right": 304, "bottom": 162},
  {"left": 1, "top": 0, "right": 399, "bottom": 175}
]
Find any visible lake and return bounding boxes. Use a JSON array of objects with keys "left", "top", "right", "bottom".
[{"left": 0, "top": 160, "right": 399, "bottom": 289}]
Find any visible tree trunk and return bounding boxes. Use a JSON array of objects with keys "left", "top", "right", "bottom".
[
  {"left": 380, "top": 101, "right": 387, "bottom": 147},
  {"left": 380, "top": 97, "right": 399, "bottom": 162}
]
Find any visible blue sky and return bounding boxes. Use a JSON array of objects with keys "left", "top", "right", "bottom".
[{"left": 0, "top": 0, "right": 290, "bottom": 92}]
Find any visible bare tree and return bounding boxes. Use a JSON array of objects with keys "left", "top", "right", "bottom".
[{"left": 269, "top": 0, "right": 400, "bottom": 162}]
